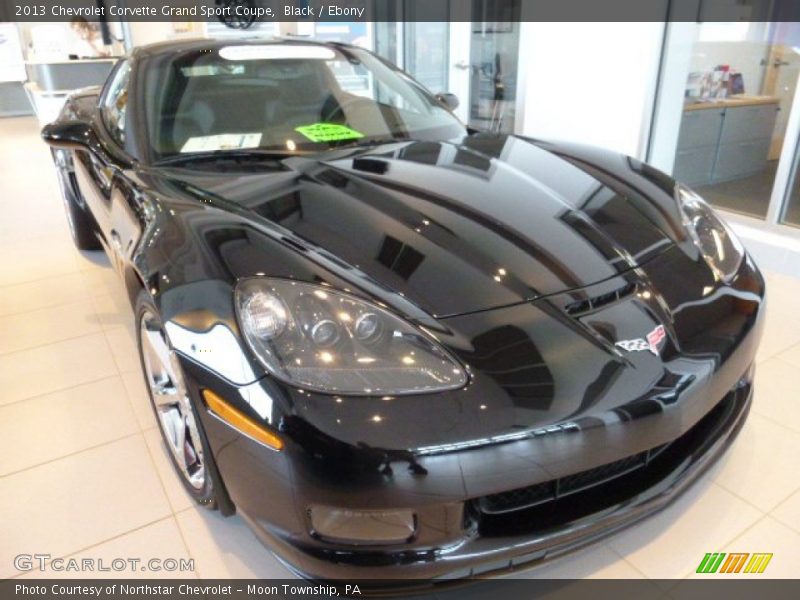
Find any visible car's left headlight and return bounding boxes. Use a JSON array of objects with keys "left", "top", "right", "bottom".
[
  {"left": 234, "top": 278, "right": 468, "bottom": 395},
  {"left": 675, "top": 183, "right": 744, "bottom": 282}
]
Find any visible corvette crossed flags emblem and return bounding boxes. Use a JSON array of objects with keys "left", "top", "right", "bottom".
[{"left": 615, "top": 325, "right": 667, "bottom": 356}]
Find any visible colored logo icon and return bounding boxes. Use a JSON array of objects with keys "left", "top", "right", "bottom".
[
  {"left": 696, "top": 552, "right": 773, "bottom": 574},
  {"left": 615, "top": 324, "right": 667, "bottom": 356}
]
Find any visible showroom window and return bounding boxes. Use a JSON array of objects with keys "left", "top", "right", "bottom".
[
  {"left": 780, "top": 131, "right": 800, "bottom": 226},
  {"left": 651, "top": 20, "right": 800, "bottom": 231},
  {"left": 373, "top": 2, "right": 451, "bottom": 97}
]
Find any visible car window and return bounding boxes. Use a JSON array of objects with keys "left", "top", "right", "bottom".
[
  {"left": 143, "top": 45, "right": 466, "bottom": 159},
  {"left": 101, "top": 60, "right": 131, "bottom": 148}
]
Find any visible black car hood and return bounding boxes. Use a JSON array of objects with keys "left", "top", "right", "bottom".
[{"left": 166, "top": 134, "right": 678, "bottom": 318}]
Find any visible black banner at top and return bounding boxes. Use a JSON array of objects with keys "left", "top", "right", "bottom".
[{"left": 3, "top": 0, "right": 800, "bottom": 23}]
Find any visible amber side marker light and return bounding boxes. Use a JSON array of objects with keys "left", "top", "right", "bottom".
[{"left": 202, "top": 389, "right": 284, "bottom": 451}]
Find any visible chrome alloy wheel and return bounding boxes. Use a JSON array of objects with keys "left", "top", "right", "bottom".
[{"left": 140, "top": 310, "right": 206, "bottom": 489}]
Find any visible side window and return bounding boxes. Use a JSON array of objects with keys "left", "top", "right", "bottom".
[{"left": 101, "top": 60, "right": 131, "bottom": 147}]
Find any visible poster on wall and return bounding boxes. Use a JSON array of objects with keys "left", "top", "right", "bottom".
[{"left": 0, "top": 23, "right": 26, "bottom": 82}]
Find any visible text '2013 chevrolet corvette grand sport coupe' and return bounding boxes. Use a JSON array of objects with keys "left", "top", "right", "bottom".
[{"left": 41, "top": 39, "right": 764, "bottom": 583}]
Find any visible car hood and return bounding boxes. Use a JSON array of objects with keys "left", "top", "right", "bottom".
[{"left": 166, "top": 134, "right": 678, "bottom": 318}]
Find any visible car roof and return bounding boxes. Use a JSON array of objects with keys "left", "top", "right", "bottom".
[{"left": 131, "top": 37, "right": 357, "bottom": 59}]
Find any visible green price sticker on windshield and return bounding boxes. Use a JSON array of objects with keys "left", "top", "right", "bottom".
[{"left": 295, "top": 123, "right": 364, "bottom": 143}]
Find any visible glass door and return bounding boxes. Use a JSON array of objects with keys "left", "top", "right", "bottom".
[
  {"left": 450, "top": 0, "right": 521, "bottom": 132},
  {"left": 465, "top": 0, "right": 520, "bottom": 132},
  {"left": 374, "top": 0, "right": 521, "bottom": 133}
]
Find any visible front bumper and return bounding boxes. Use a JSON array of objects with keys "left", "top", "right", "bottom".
[
  {"left": 244, "top": 369, "right": 752, "bottom": 582},
  {"left": 179, "top": 249, "right": 765, "bottom": 583}
]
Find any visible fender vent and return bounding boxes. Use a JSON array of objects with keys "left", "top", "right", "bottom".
[{"left": 564, "top": 282, "right": 637, "bottom": 316}]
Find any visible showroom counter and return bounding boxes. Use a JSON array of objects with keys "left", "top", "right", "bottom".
[
  {"left": 683, "top": 94, "right": 779, "bottom": 111},
  {"left": 26, "top": 58, "right": 117, "bottom": 92},
  {"left": 24, "top": 58, "right": 118, "bottom": 125},
  {"left": 674, "top": 95, "right": 780, "bottom": 186}
]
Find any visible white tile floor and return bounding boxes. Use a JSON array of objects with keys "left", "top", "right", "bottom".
[{"left": 1, "top": 116, "right": 800, "bottom": 581}]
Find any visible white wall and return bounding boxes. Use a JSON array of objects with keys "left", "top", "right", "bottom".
[
  {"left": 127, "top": 22, "right": 205, "bottom": 48},
  {"left": 648, "top": 22, "right": 697, "bottom": 173},
  {"left": 128, "top": 22, "right": 292, "bottom": 49},
  {"left": 128, "top": 22, "right": 180, "bottom": 47},
  {"left": 516, "top": 22, "right": 665, "bottom": 159}
]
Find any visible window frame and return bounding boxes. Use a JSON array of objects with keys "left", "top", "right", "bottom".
[{"left": 98, "top": 58, "right": 132, "bottom": 153}]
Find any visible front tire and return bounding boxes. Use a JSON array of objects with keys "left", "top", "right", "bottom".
[
  {"left": 51, "top": 148, "right": 101, "bottom": 251},
  {"left": 135, "top": 290, "right": 218, "bottom": 508}
]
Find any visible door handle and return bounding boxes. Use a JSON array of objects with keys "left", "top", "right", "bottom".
[
  {"left": 760, "top": 58, "right": 791, "bottom": 67},
  {"left": 454, "top": 61, "right": 471, "bottom": 70}
]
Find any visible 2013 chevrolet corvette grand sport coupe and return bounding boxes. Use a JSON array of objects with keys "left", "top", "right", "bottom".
[{"left": 42, "top": 39, "right": 765, "bottom": 582}]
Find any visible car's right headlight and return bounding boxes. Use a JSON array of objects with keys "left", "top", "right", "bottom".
[
  {"left": 675, "top": 183, "right": 745, "bottom": 283},
  {"left": 234, "top": 278, "right": 468, "bottom": 396}
]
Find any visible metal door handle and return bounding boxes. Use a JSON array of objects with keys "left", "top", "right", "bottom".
[
  {"left": 454, "top": 61, "right": 471, "bottom": 70},
  {"left": 760, "top": 58, "right": 790, "bottom": 67}
]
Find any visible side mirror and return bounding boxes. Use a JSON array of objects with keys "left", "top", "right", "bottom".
[
  {"left": 41, "top": 120, "right": 95, "bottom": 149},
  {"left": 435, "top": 92, "right": 459, "bottom": 111}
]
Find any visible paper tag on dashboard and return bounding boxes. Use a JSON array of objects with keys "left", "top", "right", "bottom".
[{"left": 181, "top": 133, "right": 262, "bottom": 153}]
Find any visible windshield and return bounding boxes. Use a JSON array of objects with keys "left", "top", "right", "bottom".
[{"left": 143, "top": 43, "right": 466, "bottom": 161}]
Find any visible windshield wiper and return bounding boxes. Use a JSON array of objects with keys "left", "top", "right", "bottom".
[
  {"left": 154, "top": 149, "right": 293, "bottom": 166},
  {"left": 331, "top": 137, "right": 403, "bottom": 151}
]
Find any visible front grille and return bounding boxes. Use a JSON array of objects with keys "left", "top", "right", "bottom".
[
  {"left": 479, "top": 444, "right": 669, "bottom": 514},
  {"left": 560, "top": 443, "right": 668, "bottom": 495},
  {"left": 471, "top": 379, "right": 750, "bottom": 537},
  {"left": 480, "top": 478, "right": 556, "bottom": 514}
]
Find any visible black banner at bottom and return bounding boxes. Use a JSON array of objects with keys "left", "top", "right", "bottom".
[{"left": 2, "top": 579, "right": 800, "bottom": 600}]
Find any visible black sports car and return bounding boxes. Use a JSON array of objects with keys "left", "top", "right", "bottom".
[{"left": 42, "top": 39, "right": 765, "bottom": 582}]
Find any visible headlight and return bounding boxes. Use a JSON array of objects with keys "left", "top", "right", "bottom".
[
  {"left": 235, "top": 278, "right": 468, "bottom": 395},
  {"left": 675, "top": 184, "right": 744, "bottom": 282}
]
